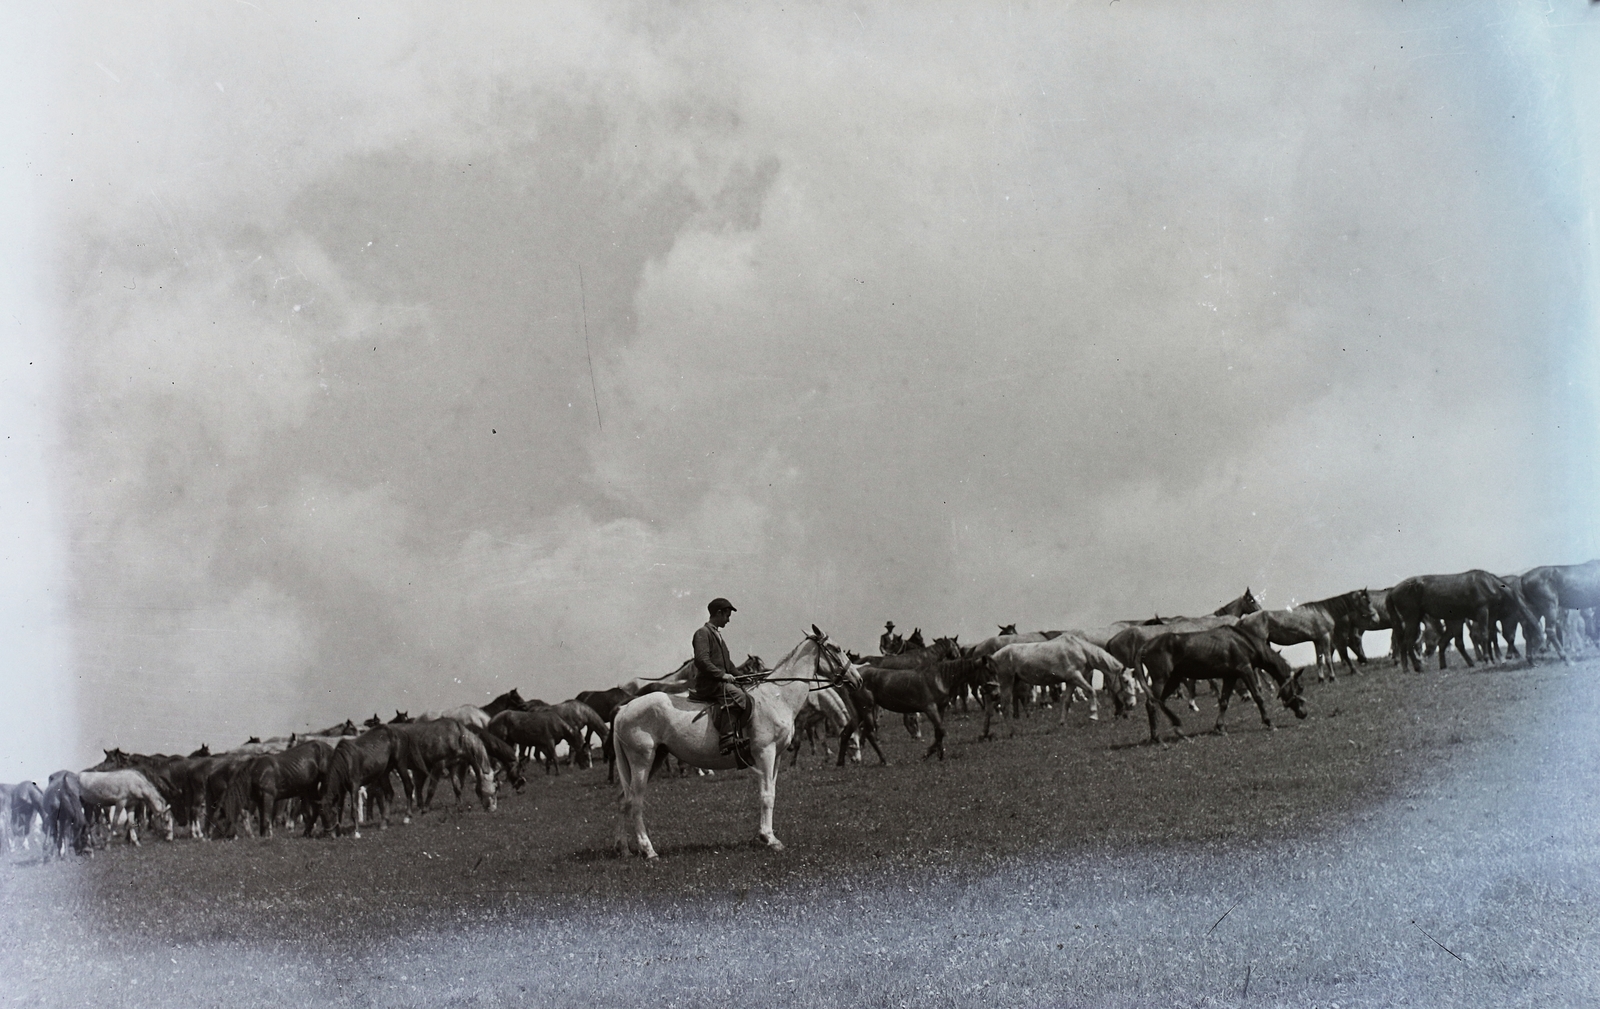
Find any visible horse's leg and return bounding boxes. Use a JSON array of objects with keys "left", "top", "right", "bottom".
[
  {"left": 615, "top": 735, "right": 658, "bottom": 860},
  {"left": 922, "top": 707, "right": 946, "bottom": 761},
  {"left": 752, "top": 748, "right": 785, "bottom": 851},
  {"left": 1450, "top": 618, "right": 1474, "bottom": 668},
  {"left": 1243, "top": 670, "right": 1274, "bottom": 729},
  {"left": 1154, "top": 678, "right": 1187, "bottom": 740}
]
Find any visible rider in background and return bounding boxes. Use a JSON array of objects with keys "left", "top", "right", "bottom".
[
  {"left": 691, "top": 598, "right": 753, "bottom": 765},
  {"left": 880, "top": 621, "right": 900, "bottom": 656}
]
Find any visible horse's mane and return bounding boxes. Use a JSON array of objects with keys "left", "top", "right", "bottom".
[{"left": 1302, "top": 589, "right": 1363, "bottom": 619}]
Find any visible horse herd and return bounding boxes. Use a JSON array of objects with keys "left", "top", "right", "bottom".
[{"left": 3, "top": 561, "right": 1598, "bottom": 862}]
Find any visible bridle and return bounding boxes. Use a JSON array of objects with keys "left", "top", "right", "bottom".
[{"left": 740, "top": 632, "right": 857, "bottom": 693}]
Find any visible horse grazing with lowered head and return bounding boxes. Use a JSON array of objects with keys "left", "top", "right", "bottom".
[
  {"left": 1519, "top": 561, "right": 1600, "bottom": 654},
  {"left": 41, "top": 771, "right": 88, "bottom": 858},
  {"left": 392, "top": 719, "right": 498, "bottom": 812},
  {"left": 1136, "top": 624, "right": 1308, "bottom": 744},
  {"left": 1388, "top": 570, "right": 1550, "bottom": 671},
  {"left": 612, "top": 627, "right": 858, "bottom": 859},
  {"left": 981, "top": 634, "right": 1141, "bottom": 738},
  {"left": 485, "top": 708, "right": 587, "bottom": 775},
  {"left": 1, "top": 782, "right": 46, "bottom": 852},
  {"left": 320, "top": 727, "right": 407, "bottom": 837},
  {"left": 77, "top": 769, "right": 175, "bottom": 846}
]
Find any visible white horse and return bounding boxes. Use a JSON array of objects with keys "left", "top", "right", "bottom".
[
  {"left": 417, "top": 705, "right": 492, "bottom": 728},
  {"left": 613, "top": 626, "right": 859, "bottom": 860},
  {"left": 788, "top": 686, "right": 859, "bottom": 767},
  {"left": 78, "top": 769, "right": 174, "bottom": 846}
]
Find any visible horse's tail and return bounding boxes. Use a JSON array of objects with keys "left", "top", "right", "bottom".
[
  {"left": 612, "top": 710, "right": 634, "bottom": 801},
  {"left": 219, "top": 759, "right": 261, "bottom": 838},
  {"left": 320, "top": 748, "right": 353, "bottom": 834}
]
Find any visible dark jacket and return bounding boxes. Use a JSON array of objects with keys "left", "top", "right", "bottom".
[{"left": 692, "top": 623, "right": 739, "bottom": 695}]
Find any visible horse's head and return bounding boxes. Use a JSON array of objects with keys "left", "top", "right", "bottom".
[
  {"left": 933, "top": 636, "right": 963, "bottom": 661},
  {"left": 1265, "top": 649, "right": 1308, "bottom": 719},
  {"left": 808, "top": 625, "right": 861, "bottom": 690},
  {"left": 998, "top": 623, "right": 1018, "bottom": 636},
  {"left": 391, "top": 710, "right": 412, "bottom": 724},
  {"left": 246, "top": 736, "right": 261, "bottom": 744},
  {"left": 339, "top": 719, "right": 358, "bottom": 735},
  {"left": 364, "top": 714, "right": 383, "bottom": 729},
  {"left": 189, "top": 744, "right": 211, "bottom": 758}
]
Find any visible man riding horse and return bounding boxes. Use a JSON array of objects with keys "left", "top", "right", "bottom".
[{"left": 691, "top": 597, "right": 754, "bottom": 767}]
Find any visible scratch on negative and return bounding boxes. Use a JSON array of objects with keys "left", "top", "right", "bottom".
[
  {"left": 1208, "top": 900, "right": 1242, "bottom": 936},
  {"left": 1412, "top": 921, "right": 1466, "bottom": 963}
]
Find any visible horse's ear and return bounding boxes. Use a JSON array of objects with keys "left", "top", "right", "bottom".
[{"left": 812, "top": 623, "right": 823, "bottom": 638}]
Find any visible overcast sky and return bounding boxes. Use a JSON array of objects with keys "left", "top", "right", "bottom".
[{"left": 3, "top": 1, "right": 1598, "bottom": 775}]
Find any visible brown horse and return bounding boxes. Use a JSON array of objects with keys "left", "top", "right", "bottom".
[
  {"left": 1388, "top": 570, "right": 1548, "bottom": 671},
  {"left": 1137, "top": 624, "right": 1307, "bottom": 743},
  {"left": 858, "top": 656, "right": 986, "bottom": 760},
  {"left": 319, "top": 727, "right": 407, "bottom": 837},
  {"left": 1520, "top": 561, "right": 1600, "bottom": 654}
]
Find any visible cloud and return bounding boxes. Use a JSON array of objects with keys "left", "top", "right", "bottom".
[{"left": 23, "top": 1, "right": 1598, "bottom": 764}]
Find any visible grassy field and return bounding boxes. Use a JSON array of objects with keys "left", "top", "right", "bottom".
[
  {"left": 3, "top": 656, "right": 1552, "bottom": 929},
  {"left": 3, "top": 653, "right": 1597, "bottom": 1007}
]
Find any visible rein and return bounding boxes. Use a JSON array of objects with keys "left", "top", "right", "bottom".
[{"left": 737, "top": 639, "right": 851, "bottom": 692}]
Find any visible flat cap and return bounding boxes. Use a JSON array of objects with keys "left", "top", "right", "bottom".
[{"left": 708, "top": 597, "right": 737, "bottom": 613}]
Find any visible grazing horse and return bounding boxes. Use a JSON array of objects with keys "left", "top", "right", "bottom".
[
  {"left": 41, "top": 771, "right": 87, "bottom": 858},
  {"left": 465, "top": 724, "right": 526, "bottom": 792},
  {"left": 551, "top": 700, "right": 608, "bottom": 761},
  {"left": 982, "top": 635, "right": 1140, "bottom": 738},
  {"left": 320, "top": 727, "right": 407, "bottom": 837},
  {"left": 77, "top": 770, "right": 175, "bottom": 846},
  {"left": 1213, "top": 587, "right": 1263, "bottom": 618},
  {"left": 1137, "top": 625, "right": 1308, "bottom": 743},
  {"left": 485, "top": 709, "right": 586, "bottom": 775},
  {"left": 1, "top": 782, "right": 46, "bottom": 852},
  {"left": 1240, "top": 589, "right": 1378, "bottom": 683},
  {"left": 219, "top": 740, "right": 334, "bottom": 838},
  {"left": 393, "top": 720, "right": 498, "bottom": 812},
  {"left": 612, "top": 627, "right": 858, "bottom": 859},
  {"left": 1389, "top": 570, "right": 1549, "bottom": 671},
  {"left": 1520, "top": 561, "right": 1600, "bottom": 654},
  {"left": 788, "top": 686, "right": 856, "bottom": 767},
  {"left": 859, "top": 656, "right": 986, "bottom": 760}
]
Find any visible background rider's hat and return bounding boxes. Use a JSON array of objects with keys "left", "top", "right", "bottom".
[
  {"left": 708, "top": 597, "right": 737, "bottom": 614},
  {"left": 884, "top": 621, "right": 895, "bottom": 629}
]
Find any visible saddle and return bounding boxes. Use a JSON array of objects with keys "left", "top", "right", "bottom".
[{"left": 691, "top": 687, "right": 755, "bottom": 769}]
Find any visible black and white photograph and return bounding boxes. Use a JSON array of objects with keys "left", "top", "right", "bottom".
[{"left": 3, "top": 2, "right": 1599, "bottom": 1006}]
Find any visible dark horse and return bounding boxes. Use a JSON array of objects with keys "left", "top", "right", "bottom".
[
  {"left": 1388, "top": 570, "right": 1549, "bottom": 671},
  {"left": 482, "top": 689, "right": 531, "bottom": 717},
  {"left": 1212, "top": 588, "right": 1263, "bottom": 618},
  {"left": 1137, "top": 624, "right": 1308, "bottom": 744},
  {"left": 858, "top": 656, "right": 986, "bottom": 760},
  {"left": 320, "top": 727, "right": 407, "bottom": 837},
  {"left": 219, "top": 740, "right": 334, "bottom": 838},
  {"left": 1520, "top": 561, "right": 1600, "bottom": 653}
]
